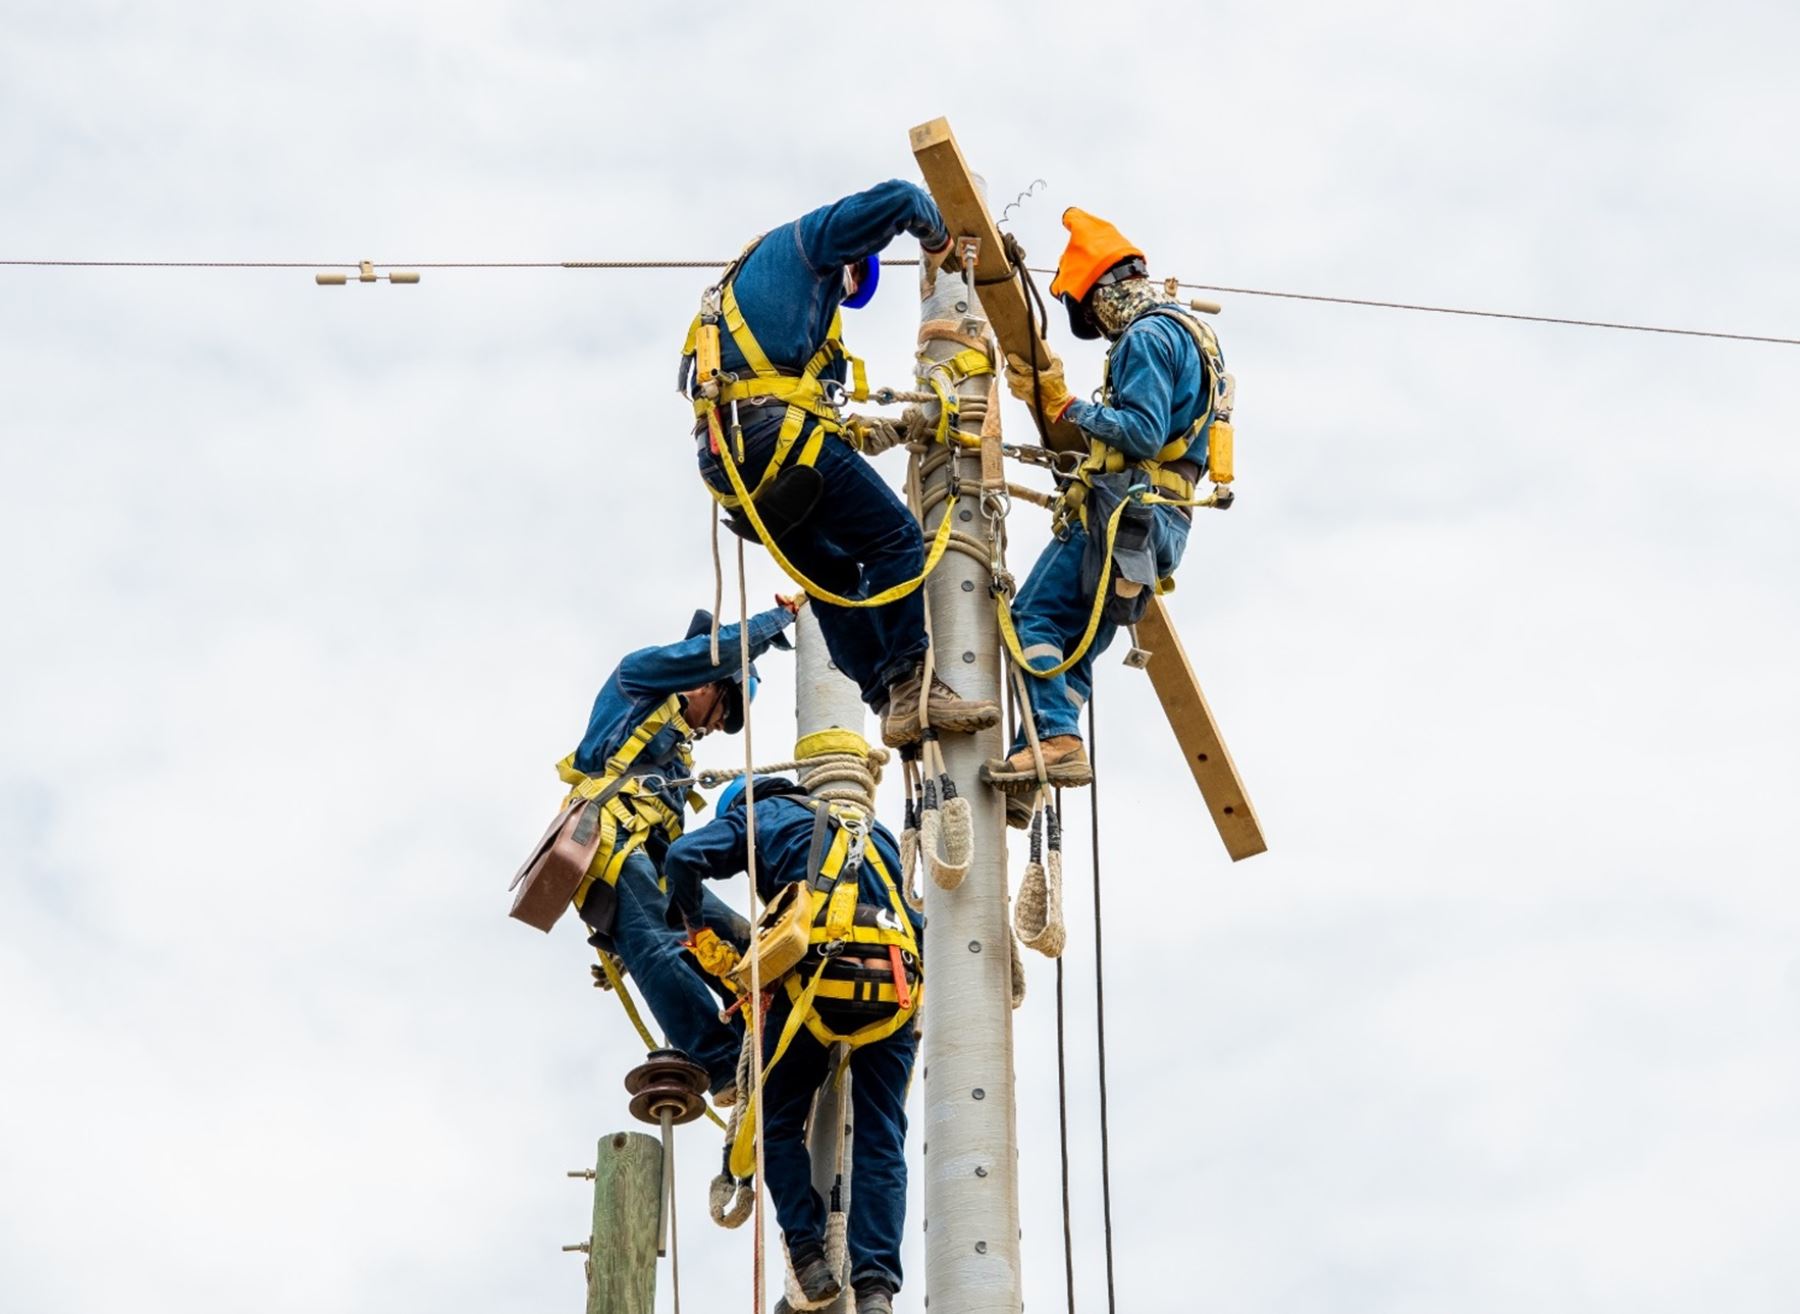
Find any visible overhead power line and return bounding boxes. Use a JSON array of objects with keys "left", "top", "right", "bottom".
[{"left": 2, "top": 257, "right": 1794, "bottom": 347}]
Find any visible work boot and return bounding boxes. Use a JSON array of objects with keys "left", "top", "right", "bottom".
[
  {"left": 981, "top": 735, "right": 1092, "bottom": 792},
  {"left": 1004, "top": 792, "right": 1035, "bottom": 831},
  {"left": 854, "top": 1281, "right": 896, "bottom": 1313},
  {"left": 881, "top": 668, "right": 1000, "bottom": 747},
  {"left": 788, "top": 1252, "right": 842, "bottom": 1310}
]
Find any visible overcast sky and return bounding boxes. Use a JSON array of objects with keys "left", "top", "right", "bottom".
[{"left": 4, "top": 2, "right": 1799, "bottom": 1312}]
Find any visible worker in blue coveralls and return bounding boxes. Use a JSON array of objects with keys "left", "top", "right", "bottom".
[
  {"left": 664, "top": 776, "right": 921, "bottom": 1314},
  {"left": 680, "top": 178, "right": 999, "bottom": 753},
  {"left": 560, "top": 600, "right": 800, "bottom": 1105},
  {"left": 983, "top": 207, "right": 1233, "bottom": 808}
]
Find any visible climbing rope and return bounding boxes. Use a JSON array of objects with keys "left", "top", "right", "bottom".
[
  {"left": 1087, "top": 696, "right": 1119, "bottom": 1314},
  {"left": 736, "top": 538, "right": 770, "bottom": 1313},
  {"left": 696, "top": 733, "right": 890, "bottom": 811}
]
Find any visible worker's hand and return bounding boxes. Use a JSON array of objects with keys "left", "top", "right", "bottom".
[
  {"left": 1004, "top": 352, "right": 1074, "bottom": 421},
  {"left": 590, "top": 955, "right": 618, "bottom": 991},
  {"left": 899, "top": 404, "right": 934, "bottom": 447},
  {"left": 685, "top": 928, "right": 742, "bottom": 982},
  {"left": 774, "top": 592, "right": 806, "bottom": 616},
  {"left": 921, "top": 236, "right": 953, "bottom": 296},
  {"left": 846, "top": 413, "right": 906, "bottom": 456}
]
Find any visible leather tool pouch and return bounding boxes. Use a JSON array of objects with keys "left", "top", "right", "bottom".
[{"left": 508, "top": 797, "right": 605, "bottom": 933}]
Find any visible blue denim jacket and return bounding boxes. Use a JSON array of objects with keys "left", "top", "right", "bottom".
[
  {"left": 712, "top": 179, "right": 948, "bottom": 383},
  {"left": 664, "top": 794, "right": 920, "bottom": 937},
  {"left": 572, "top": 607, "right": 796, "bottom": 813},
  {"left": 1064, "top": 312, "right": 1216, "bottom": 465}
]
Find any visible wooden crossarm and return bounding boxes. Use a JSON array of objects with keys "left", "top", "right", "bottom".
[{"left": 911, "top": 115, "right": 1266, "bottom": 862}]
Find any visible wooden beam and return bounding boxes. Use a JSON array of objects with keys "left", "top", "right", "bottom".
[
  {"left": 912, "top": 116, "right": 1266, "bottom": 861},
  {"left": 909, "top": 116, "right": 1086, "bottom": 454},
  {"left": 1135, "top": 596, "right": 1266, "bottom": 861}
]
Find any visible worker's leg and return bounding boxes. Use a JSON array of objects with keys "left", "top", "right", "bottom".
[
  {"left": 697, "top": 415, "right": 925, "bottom": 710},
  {"left": 796, "top": 436, "right": 929, "bottom": 708},
  {"left": 844, "top": 1021, "right": 918, "bottom": 1297},
  {"left": 596, "top": 850, "right": 742, "bottom": 1095},
  {"left": 1008, "top": 526, "right": 1103, "bottom": 748},
  {"left": 1059, "top": 500, "right": 1193, "bottom": 725},
  {"left": 757, "top": 997, "right": 833, "bottom": 1266}
]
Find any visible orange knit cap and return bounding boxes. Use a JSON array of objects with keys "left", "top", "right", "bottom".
[{"left": 1048, "top": 208, "right": 1146, "bottom": 303}]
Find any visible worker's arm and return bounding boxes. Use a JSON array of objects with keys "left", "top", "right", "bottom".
[
  {"left": 795, "top": 179, "right": 949, "bottom": 272},
  {"left": 664, "top": 808, "right": 751, "bottom": 930},
  {"left": 616, "top": 606, "right": 795, "bottom": 699},
  {"left": 1063, "top": 318, "right": 1191, "bottom": 463}
]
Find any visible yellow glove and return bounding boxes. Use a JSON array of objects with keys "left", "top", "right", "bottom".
[
  {"left": 1004, "top": 352, "right": 1074, "bottom": 421},
  {"left": 686, "top": 928, "right": 742, "bottom": 983}
]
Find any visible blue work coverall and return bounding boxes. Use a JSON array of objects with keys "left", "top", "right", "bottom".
[
  {"left": 573, "top": 606, "right": 795, "bottom": 1094},
  {"left": 1013, "top": 312, "right": 1215, "bottom": 743},
  {"left": 664, "top": 795, "right": 922, "bottom": 1297},
  {"left": 691, "top": 179, "right": 950, "bottom": 712}
]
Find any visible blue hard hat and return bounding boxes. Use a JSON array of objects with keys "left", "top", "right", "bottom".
[
  {"left": 715, "top": 774, "right": 799, "bottom": 817},
  {"left": 841, "top": 255, "right": 879, "bottom": 310}
]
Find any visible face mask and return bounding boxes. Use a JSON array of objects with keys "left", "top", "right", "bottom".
[{"left": 1091, "top": 277, "right": 1164, "bottom": 338}]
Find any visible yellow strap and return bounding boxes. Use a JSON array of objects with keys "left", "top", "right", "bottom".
[
  {"left": 729, "top": 963, "right": 829, "bottom": 1178},
  {"left": 596, "top": 950, "right": 727, "bottom": 1133},
  {"left": 703, "top": 406, "right": 958, "bottom": 609},
  {"left": 997, "top": 490, "right": 1134, "bottom": 680},
  {"left": 794, "top": 728, "right": 872, "bottom": 759},
  {"left": 721, "top": 284, "right": 776, "bottom": 378}
]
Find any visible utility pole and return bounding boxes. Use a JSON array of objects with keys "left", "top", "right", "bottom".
[
  {"left": 793, "top": 605, "right": 861, "bottom": 1313},
  {"left": 578, "top": 1131, "right": 662, "bottom": 1314},
  {"left": 916, "top": 215, "right": 1023, "bottom": 1311}
]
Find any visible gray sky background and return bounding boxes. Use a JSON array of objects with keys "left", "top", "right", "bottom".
[{"left": 4, "top": 2, "right": 1798, "bottom": 1311}]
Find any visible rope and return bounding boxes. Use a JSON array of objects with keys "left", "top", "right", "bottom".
[
  {"left": 695, "top": 742, "right": 890, "bottom": 812},
  {"left": 7, "top": 256, "right": 1793, "bottom": 345},
  {"left": 1087, "top": 697, "right": 1118, "bottom": 1314},
  {"left": 737, "top": 537, "right": 769, "bottom": 1314},
  {"left": 1055, "top": 948, "right": 1076, "bottom": 1314}
]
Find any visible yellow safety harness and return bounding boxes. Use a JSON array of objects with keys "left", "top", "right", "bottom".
[
  {"left": 727, "top": 801, "right": 921, "bottom": 1179},
  {"left": 999, "top": 303, "right": 1236, "bottom": 680},
  {"left": 682, "top": 245, "right": 962, "bottom": 609},
  {"left": 1072, "top": 302, "right": 1235, "bottom": 509},
  {"left": 555, "top": 694, "right": 706, "bottom": 910}
]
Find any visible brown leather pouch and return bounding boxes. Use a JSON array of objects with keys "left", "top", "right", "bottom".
[{"left": 508, "top": 798, "right": 605, "bottom": 933}]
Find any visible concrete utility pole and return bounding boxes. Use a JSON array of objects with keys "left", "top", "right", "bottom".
[
  {"left": 916, "top": 235, "right": 1023, "bottom": 1310},
  {"left": 793, "top": 606, "right": 861, "bottom": 1313}
]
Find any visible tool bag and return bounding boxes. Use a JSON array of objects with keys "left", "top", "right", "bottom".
[{"left": 508, "top": 796, "right": 606, "bottom": 932}]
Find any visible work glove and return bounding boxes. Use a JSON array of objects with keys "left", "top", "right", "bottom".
[
  {"left": 1004, "top": 352, "right": 1074, "bottom": 422},
  {"left": 775, "top": 592, "right": 806, "bottom": 616},
  {"left": 590, "top": 952, "right": 624, "bottom": 990},
  {"left": 899, "top": 404, "right": 933, "bottom": 446},
  {"left": 846, "top": 413, "right": 906, "bottom": 456},
  {"left": 684, "top": 928, "right": 742, "bottom": 983},
  {"left": 921, "top": 236, "right": 954, "bottom": 296}
]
